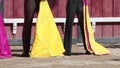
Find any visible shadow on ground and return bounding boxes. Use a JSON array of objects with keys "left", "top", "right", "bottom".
[{"left": 111, "top": 59, "right": 120, "bottom": 61}]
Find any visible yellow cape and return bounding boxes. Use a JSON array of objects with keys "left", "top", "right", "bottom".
[
  {"left": 30, "top": 1, "right": 65, "bottom": 58},
  {"left": 83, "top": 0, "right": 110, "bottom": 55}
]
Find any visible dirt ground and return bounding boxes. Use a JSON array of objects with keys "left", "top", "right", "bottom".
[{"left": 0, "top": 43, "right": 120, "bottom": 68}]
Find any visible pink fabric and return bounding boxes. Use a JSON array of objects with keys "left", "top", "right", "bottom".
[
  {"left": 0, "top": 13, "right": 11, "bottom": 59},
  {"left": 84, "top": 0, "right": 88, "bottom": 6},
  {"left": 84, "top": 0, "right": 93, "bottom": 51}
]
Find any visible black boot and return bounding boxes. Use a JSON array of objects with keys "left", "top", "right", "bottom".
[
  {"left": 21, "top": 45, "right": 30, "bottom": 57},
  {"left": 63, "top": 50, "right": 71, "bottom": 56},
  {"left": 85, "top": 50, "right": 94, "bottom": 55}
]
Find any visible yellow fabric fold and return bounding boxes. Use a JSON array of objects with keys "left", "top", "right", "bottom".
[
  {"left": 30, "top": 1, "right": 65, "bottom": 58},
  {"left": 83, "top": 2, "right": 110, "bottom": 55}
]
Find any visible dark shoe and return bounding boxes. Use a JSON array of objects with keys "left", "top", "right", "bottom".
[
  {"left": 21, "top": 45, "right": 30, "bottom": 57},
  {"left": 63, "top": 51, "right": 71, "bottom": 56},
  {"left": 85, "top": 51, "right": 92, "bottom": 55},
  {"left": 20, "top": 53, "right": 29, "bottom": 57}
]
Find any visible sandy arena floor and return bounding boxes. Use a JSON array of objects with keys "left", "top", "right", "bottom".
[{"left": 0, "top": 43, "right": 120, "bottom": 68}]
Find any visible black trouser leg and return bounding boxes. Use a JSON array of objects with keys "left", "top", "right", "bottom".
[
  {"left": 77, "top": 13, "right": 87, "bottom": 50},
  {"left": 77, "top": 0, "right": 87, "bottom": 50},
  {"left": 77, "top": 0, "right": 91, "bottom": 54},
  {"left": 64, "top": 0, "right": 77, "bottom": 55},
  {"left": 22, "top": 0, "right": 40, "bottom": 56}
]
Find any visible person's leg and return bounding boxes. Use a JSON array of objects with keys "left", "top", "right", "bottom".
[
  {"left": 77, "top": 0, "right": 91, "bottom": 54},
  {"left": 22, "top": 0, "right": 40, "bottom": 57},
  {"left": 64, "top": 0, "right": 77, "bottom": 56}
]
